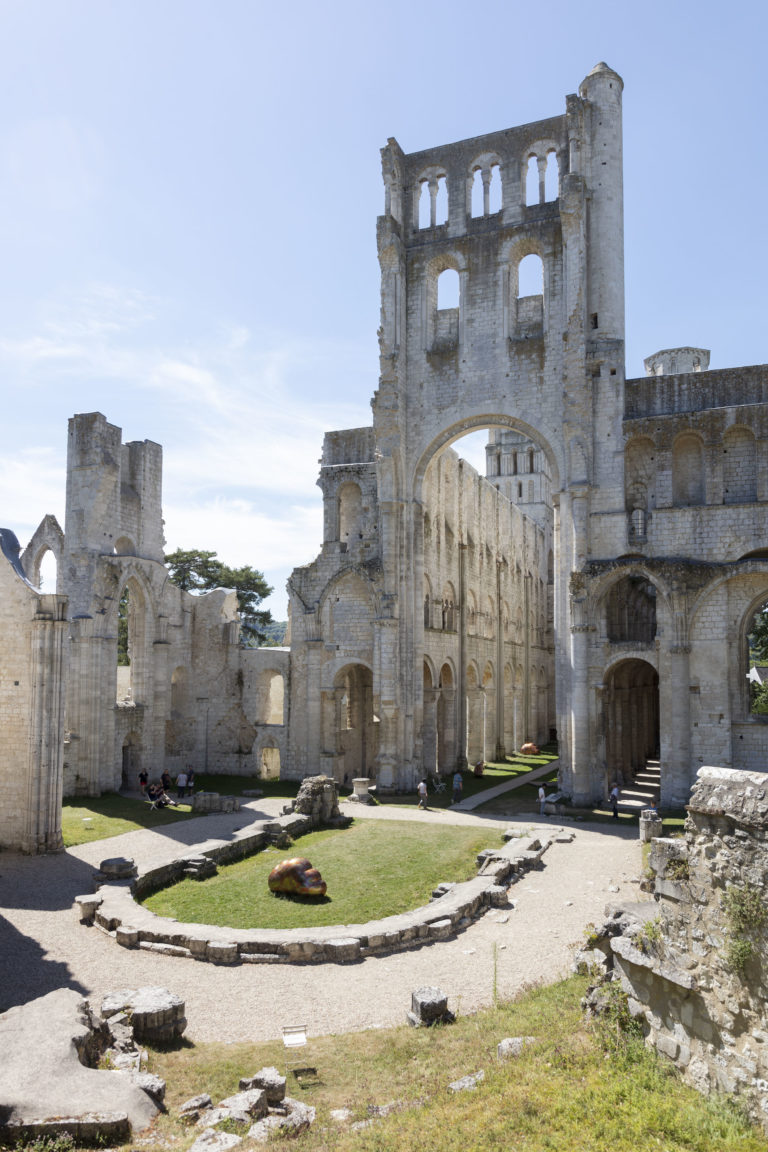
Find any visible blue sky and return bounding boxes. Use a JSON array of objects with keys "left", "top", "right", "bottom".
[{"left": 1, "top": 0, "right": 767, "bottom": 618}]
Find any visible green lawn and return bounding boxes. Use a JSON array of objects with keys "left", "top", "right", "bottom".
[
  {"left": 145, "top": 975, "right": 768, "bottom": 1152},
  {"left": 61, "top": 775, "right": 302, "bottom": 848},
  {"left": 141, "top": 819, "right": 503, "bottom": 929},
  {"left": 373, "top": 748, "right": 560, "bottom": 811},
  {"left": 62, "top": 793, "right": 198, "bottom": 847}
]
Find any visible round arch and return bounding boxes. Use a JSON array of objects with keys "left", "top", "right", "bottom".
[
  {"left": 603, "top": 658, "right": 659, "bottom": 789},
  {"left": 413, "top": 414, "right": 562, "bottom": 500}
]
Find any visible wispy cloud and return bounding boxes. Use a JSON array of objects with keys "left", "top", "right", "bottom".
[{"left": 0, "top": 281, "right": 374, "bottom": 616}]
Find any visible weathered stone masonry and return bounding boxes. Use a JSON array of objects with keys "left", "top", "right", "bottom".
[{"left": 4, "top": 62, "right": 768, "bottom": 848}]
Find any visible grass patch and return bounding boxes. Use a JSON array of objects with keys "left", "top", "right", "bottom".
[
  {"left": 62, "top": 793, "right": 198, "bottom": 847},
  {"left": 62, "top": 776, "right": 303, "bottom": 847},
  {"left": 375, "top": 749, "right": 559, "bottom": 812},
  {"left": 143, "top": 976, "right": 768, "bottom": 1152},
  {"left": 141, "top": 819, "right": 502, "bottom": 929}
]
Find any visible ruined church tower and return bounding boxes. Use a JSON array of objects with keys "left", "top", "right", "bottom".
[{"left": 367, "top": 63, "right": 626, "bottom": 798}]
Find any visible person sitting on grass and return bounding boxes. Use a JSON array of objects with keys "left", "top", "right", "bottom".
[{"left": 146, "top": 782, "right": 177, "bottom": 809}]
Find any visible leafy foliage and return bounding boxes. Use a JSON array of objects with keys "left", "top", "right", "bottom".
[
  {"left": 117, "top": 588, "right": 129, "bottom": 665},
  {"left": 164, "top": 548, "right": 273, "bottom": 641},
  {"left": 722, "top": 882, "right": 767, "bottom": 975}
]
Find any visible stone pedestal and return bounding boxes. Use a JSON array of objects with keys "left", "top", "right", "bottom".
[
  {"left": 639, "top": 809, "right": 663, "bottom": 842},
  {"left": 347, "top": 777, "right": 370, "bottom": 803}
]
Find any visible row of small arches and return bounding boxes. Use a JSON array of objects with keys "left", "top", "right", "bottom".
[
  {"left": 416, "top": 151, "right": 560, "bottom": 229},
  {"left": 626, "top": 427, "right": 760, "bottom": 510}
]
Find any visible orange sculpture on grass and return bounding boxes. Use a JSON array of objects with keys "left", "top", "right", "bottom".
[{"left": 268, "top": 857, "right": 327, "bottom": 897}]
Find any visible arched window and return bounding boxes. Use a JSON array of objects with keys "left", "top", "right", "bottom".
[
  {"left": 544, "top": 150, "right": 559, "bottom": 200},
  {"left": 606, "top": 577, "right": 657, "bottom": 644},
  {"left": 261, "top": 672, "right": 287, "bottom": 723},
  {"left": 747, "top": 599, "right": 768, "bottom": 716},
  {"left": 471, "top": 167, "right": 484, "bottom": 218},
  {"left": 37, "top": 548, "right": 57, "bottom": 593},
  {"left": 435, "top": 175, "right": 448, "bottom": 224},
  {"left": 525, "top": 155, "right": 539, "bottom": 205},
  {"left": 437, "top": 268, "right": 459, "bottom": 309},
  {"left": 518, "top": 254, "right": 544, "bottom": 297},
  {"left": 418, "top": 179, "right": 430, "bottom": 229},
  {"left": 338, "top": 481, "right": 363, "bottom": 546},
  {"left": 672, "top": 434, "right": 705, "bottom": 506},
  {"left": 723, "top": 427, "right": 757, "bottom": 504}
]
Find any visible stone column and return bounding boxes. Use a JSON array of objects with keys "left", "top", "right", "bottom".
[
  {"left": 423, "top": 687, "right": 438, "bottom": 777},
  {"left": 457, "top": 543, "right": 468, "bottom": 768},
  {"left": 495, "top": 560, "right": 505, "bottom": 761},
  {"left": 23, "top": 595, "right": 68, "bottom": 853}
]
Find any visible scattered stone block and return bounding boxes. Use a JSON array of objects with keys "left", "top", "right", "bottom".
[
  {"left": 325, "top": 936, "right": 361, "bottom": 962},
  {"left": 448, "top": 1070, "right": 485, "bottom": 1092},
  {"left": 73, "top": 893, "right": 102, "bottom": 922},
  {"left": 101, "top": 987, "right": 187, "bottom": 1043},
  {"left": 131, "top": 1072, "right": 166, "bottom": 1106},
  {"left": 247, "top": 1098, "right": 315, "bottom": 1143},
  {"left": 182, "top": 855, "right": 218, "bottom": 880},
  {"left": 485, "top": 884, "right": 509, "bottom": 908},
  {"left": 98, "top": 856, "right": 137, "bottom": 880},
  {"left": 218, "top": 1089, "right": 268, "bottom": 1120},
  {"left": 639, "top": 809, "right": 663, "bottom": 842},
  {"left": 178, "top": 1093, "right": 212, "bottom": 1123},
  {"left": 0, "top": 989, "right": 158, "bottom": 1145},
  {"left": 208, "top": 940, "right": 239, "bottom": 965},
  {"left": 407, "top": 986, "right": 454, "bottom": 1027},
  {"left": 497, "top": 1036, "right": 537, "bottom": 1060},
  {"left": 116, "top": 925, "right": 139, "bottom": 948},
  {"left": 238, "top": 1067, "right": 286, "bottom": 1104},
  {"left": 427, "top": 918, "right": 453, "bottom": 939},
  {"left": 329, "top": 1107, "right": 353, "bottom": 1123},
  {"left": 189, "top": 1128, "right": 243, "bottom": 1152}
]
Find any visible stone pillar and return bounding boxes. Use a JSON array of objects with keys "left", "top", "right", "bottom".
[
  {"left": 23, "top": 595, "right": 68, "bottom": 853},
  {"left": 423, "top": 687, "right": 438, "bottom": 777},
  {"left": 457, "top": 543, "right": 468, "bottom": 768},
  {"left": 665, "top": 646, "right": 692, "bottom": 806},
  {"left": 495, "top": 560, "right": 505, "bottom": 761}
]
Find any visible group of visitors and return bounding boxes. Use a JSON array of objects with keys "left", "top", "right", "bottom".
[
  {"left": 137, "top": 765, "right": 196, "bottom": 808},
  {"left": 416, "top": 769, "right": 466, "bottom": 809}
]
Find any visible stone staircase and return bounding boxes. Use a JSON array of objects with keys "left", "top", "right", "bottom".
[{"left": 618, "top": 760, "right": 661, "bottom": 812}]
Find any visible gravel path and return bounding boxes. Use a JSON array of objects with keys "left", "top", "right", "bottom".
[{"left": 0, "top": 800, "right": 647, "bottom": 1042}]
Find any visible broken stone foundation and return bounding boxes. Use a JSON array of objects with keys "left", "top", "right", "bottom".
[{"left": 584, "top": 766, "right": 768, "bottom": 1131}]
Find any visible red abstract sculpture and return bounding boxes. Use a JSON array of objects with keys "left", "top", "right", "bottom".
[{"left": 268, "top": 857, "right": 327, "bottom": 897}]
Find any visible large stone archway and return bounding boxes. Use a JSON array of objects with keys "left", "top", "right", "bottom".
[{"left": 603, "top": 658, "right": 659, "bottom": 787}]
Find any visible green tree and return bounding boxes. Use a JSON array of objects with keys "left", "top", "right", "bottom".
[
  {"left": 750, "top": 604, "right": 768, "bottom": 662},
  {"left": 164, "top": 548, "right": 273, "bottom": 643}
]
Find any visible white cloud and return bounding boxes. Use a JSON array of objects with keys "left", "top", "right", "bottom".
[{"left": 0, "top": 282, "right": 373, "bottom": 617}]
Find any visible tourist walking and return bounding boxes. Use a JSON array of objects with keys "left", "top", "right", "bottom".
[
  {"left": 452, "top": 770, "right": 463, "bottom": 806},
  {"left": 138, "top": 769, "right": 148, "bottom": 797},
  {"left": 176, "top": 769, "right": 188, "bottom": 799},
  {"left": 609, "top": 783, "right": 620, "bottom": 820},
  {"left": 538, "top": 784, "right": 547, "bottom": 816},
  {"left": 417, "top": 779, "right": 428, "bottom": 809}
]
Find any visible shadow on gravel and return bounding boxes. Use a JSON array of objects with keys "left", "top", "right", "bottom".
[{"left": 0, "top": 913, "right": 88, "bottom": 1012}]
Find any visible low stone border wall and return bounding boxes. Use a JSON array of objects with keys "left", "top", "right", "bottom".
[{"left": 74, "top": 813, "right": 560, "bottom": 966}]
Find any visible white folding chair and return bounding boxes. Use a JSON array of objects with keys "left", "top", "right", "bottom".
[{"left": 282, "top": 1024, "right": 318, "bottom": 1086}]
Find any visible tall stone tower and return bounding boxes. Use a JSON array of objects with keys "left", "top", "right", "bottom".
[{"left": 369, "top": 63, "right": 627, "bottom": 798}]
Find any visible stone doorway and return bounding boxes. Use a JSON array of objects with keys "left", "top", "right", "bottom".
[{"left": 603, "top": 659, "right": 659, "bottom": 788}]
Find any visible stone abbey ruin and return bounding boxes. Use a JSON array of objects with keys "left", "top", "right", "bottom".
[{"left": 3, "top": 61, "right": 768, "bottom": 853}]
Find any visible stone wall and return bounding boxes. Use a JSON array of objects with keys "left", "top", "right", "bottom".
[
  {"left": 0, "top": 530, "right": 67, "bottom": 852},
  {"left": 608, "top": 766, "right": 768, "bottom": 1129}
]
